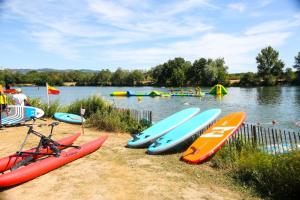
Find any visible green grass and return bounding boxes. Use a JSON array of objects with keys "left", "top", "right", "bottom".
[
  {"left": 28, "top": 95, "right": 149, "bottom": 134},
  {"left": 64, "top": 95, "right": 106, "bottom": 117},
  {"left": 28, "top": 98, "right": 62, "bottom": 118},
  {"left": 212, "top": 140, "right": 300, "bottom": 199}
]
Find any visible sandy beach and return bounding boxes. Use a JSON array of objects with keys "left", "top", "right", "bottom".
[{"left": 0, "top": 119, "right": 259, "bottom": 200}]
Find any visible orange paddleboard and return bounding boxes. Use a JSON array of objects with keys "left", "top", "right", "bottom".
[{"left": 182, "top": 112, "right": 246, "bottom": 164}]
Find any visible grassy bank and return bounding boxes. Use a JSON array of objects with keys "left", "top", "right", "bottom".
[
  {"left": 211, "top": 140, "right": 300, "bottom": 199},
  {"left": 28, "top": 95, "right": 149, "bottom": 134}
]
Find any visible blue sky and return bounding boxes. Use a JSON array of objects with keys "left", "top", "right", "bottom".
[{"left": 0, "top": 0, "right": 299, "bottom": 73}]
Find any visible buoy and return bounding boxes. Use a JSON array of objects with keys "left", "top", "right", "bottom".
[{"left": 137, "top": 96, "right": 142, "bottom": 102}]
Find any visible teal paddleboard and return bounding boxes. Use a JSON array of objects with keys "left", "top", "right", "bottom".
[
  {"left": 147, "top": 109, "right": 221, "bottom": 154},
  {"left": 54, "top": 112, "right": 85, "bottom": 124},
  {"left": 127, "top": 107, "right": 200, "bottom": 147}
]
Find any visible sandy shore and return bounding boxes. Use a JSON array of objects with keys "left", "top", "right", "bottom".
[{"left": 0, "top": 119, "right": 259, "bottom": 200}]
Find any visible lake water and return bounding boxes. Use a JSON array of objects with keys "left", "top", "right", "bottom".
[{"left": 19, "top": 86, "right": 300, "bottom": 131}]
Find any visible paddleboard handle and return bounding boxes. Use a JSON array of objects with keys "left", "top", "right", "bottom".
[
  {"left": 132, "top": 135, "right": 139, "bottom": 142},
  {"left": 190, "top": 146, "right": 199, "bottom": 154},
  {"left": 151, "top": 141, "right": 161, "bottom": 148}
]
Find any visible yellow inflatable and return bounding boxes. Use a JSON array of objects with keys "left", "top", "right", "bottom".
[
  {"left": 110, "top": 91, "right": 127, "bottom": 96},
  {"left": 209, "top": 84, "right": 228, "bottom": 95}
]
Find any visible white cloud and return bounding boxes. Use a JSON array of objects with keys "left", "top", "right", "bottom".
[
  {"left": 162, "top": 0, "right": 219, "bottom": 16},
  {"left": 30, "top": 31, "right": 78, "bottom": 59},
  {"left": 260, "top": 0, "right": 273, "bottom": 7},
  {"left": 88, "top": 0, "right": 133, "bottom": 23},
  {"left": 2, "top": 0, "right": 299, "bottom": 72},
  {"left": 245, "top": 17, "right": 300, "bottom": 35},
  {"left": 98, "top": 31, "right": 291, "bottom": 72},
  {"left": 228, "top": 2, "right": 246, "bottom": 12}
]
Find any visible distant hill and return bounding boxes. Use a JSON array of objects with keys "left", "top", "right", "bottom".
[{"left": 4, "top": 68, "right": 98, "bottom": 74}]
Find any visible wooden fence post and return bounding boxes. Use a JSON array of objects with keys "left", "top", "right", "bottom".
[{"left": 252, "top": 125, "right": 257, "bottom": 148}]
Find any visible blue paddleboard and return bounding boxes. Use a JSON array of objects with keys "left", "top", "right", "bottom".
[
  {"left": 1, "top": 105, "right": 44, "bottom": 126},
  {"left": 54, "top": 112, "right": 85, "bottom": 124},
  {"left": 147, "top": 109, "right": 221, "bottom": 154},
  {"left": 127, "top": 107, "right": 200, "bottom": 147}
]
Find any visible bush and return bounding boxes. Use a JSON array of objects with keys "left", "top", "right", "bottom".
[
  {"left": 28, "top": 95, "right": 149, "bottom": 134},
  {"left": 236, "top": 151, "right": 300, "bottom": 199},
  {"left": 65, "top": 95, "right": 106, "bottom": 117},
  {"left": 212, "top": 140, "right": 300, "bottom": 199},
  {"left": 28, "top": 98, "right": 62, "bottom": 117},
  {"left": 87, "top": 107, "right": 147, "bottom": 134},
  {"left": 263, "top": 74, "right": 276, "bottom": 86},
  {"left": 239, "top": 72, "right": 260, "bottom": 87},
  {"left": 66, "top": 95, "right": 149, "bottom": 134}
]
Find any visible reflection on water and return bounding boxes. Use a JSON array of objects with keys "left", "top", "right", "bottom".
[
  {"left": 256, "top": 87, "right": 282, "bottom": 105},
  {"left": 19, "top": 86, "right": 300, "bottom": 131}
]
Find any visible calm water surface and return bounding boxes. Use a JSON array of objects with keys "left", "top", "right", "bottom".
[{"left": 20, "top": 86, "right": 300, "bottom": 131}]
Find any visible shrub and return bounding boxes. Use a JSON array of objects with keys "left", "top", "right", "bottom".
[
  {"left": 87, "top": 107, "right": 147, "bottom": 134},
  {"left": 235, "top": 151, "right": 300, "bottom": 199},
  {"left": 66, "top": 95, "right": 149, "bottom": 134},
  {"left": 212, "top": 140, "right": 300, "bottom": 199},
  {"left": 239, "top": 72, "right": 260, "bottom": 87},
  {"left": 28, "top": 95, "right": 149, "bottom": 134},
  {"left": 28, "top": 98, "right": 61, "bottom": 117},
  {"left": 263, "top": 74, "right": 276, "bottom": 86},
  {"left": 65, "top": 95, "right": 106, "bottom": 117}
]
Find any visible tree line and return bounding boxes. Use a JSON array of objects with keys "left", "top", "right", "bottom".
[
  {"left": 1, "top": 46, "right": 299, "bottom": 87},
  {"left": 239, "top": 46, "right": 300, "bottom": 86}
]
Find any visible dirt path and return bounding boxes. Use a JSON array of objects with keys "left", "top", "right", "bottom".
[{"left": 0, "top": 120, "right": 259, "bottom": 200}]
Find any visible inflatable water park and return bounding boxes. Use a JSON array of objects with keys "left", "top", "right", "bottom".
[{"left": 110, "top": 84, "right": 227, "bottom": 97}]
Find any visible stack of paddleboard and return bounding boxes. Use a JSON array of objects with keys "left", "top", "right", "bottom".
[
  {"left": 1, "top": 105, "right": 44, "bottom": 126},
  {"left": 127, "top": 107, "right": 246, "bottom": 164}
]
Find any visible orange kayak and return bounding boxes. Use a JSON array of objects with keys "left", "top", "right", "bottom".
[{"left": 182, "top": 112, "right": 246, "bottom": 164}]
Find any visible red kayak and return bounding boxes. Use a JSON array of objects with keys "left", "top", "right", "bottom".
[
  {"left": 0, "top": 134, "right": 108, "bottom": 187},
  {"left": 0, "top": 133, "right": 81, "bottom": 173}
]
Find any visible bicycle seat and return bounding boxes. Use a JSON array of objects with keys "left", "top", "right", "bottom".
[
  {"left": 48, "top": 122, "right": 59, "bottom": 127},
  {"left": 30, "top": 116, "right": 37, "bottom": 121}
]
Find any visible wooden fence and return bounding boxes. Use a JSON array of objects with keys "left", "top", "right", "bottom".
[
  {"left": 116, "top": 108, "right": 152, "bottom": 124},
  {"left": 228, "top": 123, "right": 300, "bottom": 154}
]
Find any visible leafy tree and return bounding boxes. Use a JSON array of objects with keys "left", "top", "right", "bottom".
[
  {"left": 256, "top": 46, "right": 284, "bottom": 84},
  {"left": 285, "top": 68, "right": 296, "bottom": 84},
  {"left": 151, "top": 64, "right": 165, "bottom": 86},
  {"left": 168, "top": 57, "right": 191, "bottom": 86},
  {"left": 111, "top": 68, "right": 129, "bottom": 86},
  {"left": 200, "top": 58, "right": 228, "bottom": 86},
  {"left": 189, "top": 58, "right": 207, "bottom": 85},
  {"left": 170, "top": 67, "right": 185, "bottom": 87},
  {"left": 126, "top": 70, "right": 145, "bottom": 86},
  {"left": 214, "top": 58, "right": 229, "bottom": 85},
  {"left": 92, "top": 69, "right": 112, "bottom": 85},
  {"left": 264, "top": 74, "right": 277, "bottom": 86},
  {"left": 201, "top": 60, "right": 218, "bottom": 86},
  {"left": 293, "top": 52, "right": 300, "bottom": 72},
  {"left": 150, "top": 57, "right": 191, "bottom": 86},
  {"left": 239, "top": 72, "right": 259, "bottom": 87}
]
